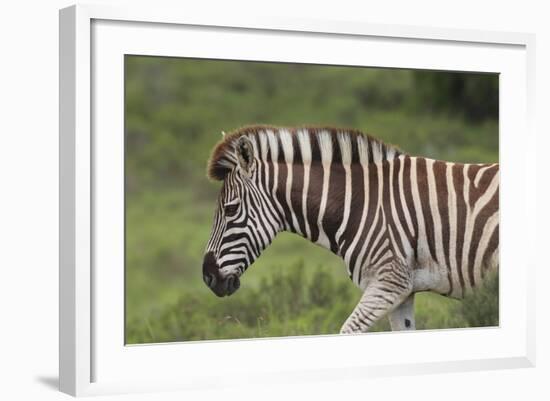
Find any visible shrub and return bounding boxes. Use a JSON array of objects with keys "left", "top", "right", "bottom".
[
  {"left": 126, "top": 264, "right": 361, "bottom": 343},
  {"left": 126, "top": 267, "right": 500, "bottom": 343},
  {"left": 452, "top": 271, "right": 499, "bottom": 328}
]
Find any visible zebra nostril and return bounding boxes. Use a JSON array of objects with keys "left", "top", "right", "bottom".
[
  {"left": 209, "top": 274, "right": 217, "bottom": 288},
  {"left": 203, "top": 273, "right": 217, "bottom": 288},
  {"left": 225, "top": 275, "right": 240, "bottom": 294},
  {"left": 226, "top": 276, "right": 234, "bottom": 292}
]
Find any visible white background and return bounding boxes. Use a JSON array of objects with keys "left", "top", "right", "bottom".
[
  {"left": 0, "top": 0, "right": 548, "bottom": 400},
  {"left": 92, "top": 18, "right": 530, "bottom": 389}
]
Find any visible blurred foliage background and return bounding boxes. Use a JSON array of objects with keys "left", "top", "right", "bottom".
[{"left": 125, "top": 56, "right": 499, "bottom": 344}]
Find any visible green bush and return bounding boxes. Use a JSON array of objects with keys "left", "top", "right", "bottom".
[
  {"left": 412, "top": 71, "right": 499, "bottom": 121},
  {"left": 451, "top": 271, "right": 499, "bottom": 328},
  {"left": 126, "top": 263, "right": 499, "bottom": 344},
  {"left": 126, "top": 263, "right": 360, "bottom": 343}
]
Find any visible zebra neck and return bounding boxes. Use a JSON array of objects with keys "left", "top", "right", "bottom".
[{"left": 261, "top": 157, "right": 382, "bottom": 257}]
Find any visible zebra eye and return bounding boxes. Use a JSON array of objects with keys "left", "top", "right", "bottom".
[{"left": 224, "top": 203, "right": 239, "bottom": 217}]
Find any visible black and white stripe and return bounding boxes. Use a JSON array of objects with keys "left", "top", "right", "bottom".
[{"left": 203, "top": 126, "right": 499, "bottom": 332}]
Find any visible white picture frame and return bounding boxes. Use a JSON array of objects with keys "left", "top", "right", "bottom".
[{"left": 59, "top": 4, "right": 536, "bottom": 397}]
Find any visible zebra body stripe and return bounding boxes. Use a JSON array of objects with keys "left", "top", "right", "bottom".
[{"left": 204, "top": 125, "right": 499, "bottom": 332}]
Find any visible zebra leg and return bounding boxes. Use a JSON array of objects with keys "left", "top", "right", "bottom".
[
  {"left": 388, "top": 293, "right": 416, "bottom": 330},
  {"left": 340, "top": 262, "right": 413, "bottom": 334}
]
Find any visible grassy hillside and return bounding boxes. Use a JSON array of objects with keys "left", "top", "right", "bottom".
[{"left": 125, "top": 56, "right": 499, "bottom": 344}]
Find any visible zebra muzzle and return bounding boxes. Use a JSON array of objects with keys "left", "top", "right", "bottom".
[
  {"left": 202, "top": 252, "right": 241, "bottom": 297},
  {"left": 203, "top": 273, "right": 240, "bottom": 297}
]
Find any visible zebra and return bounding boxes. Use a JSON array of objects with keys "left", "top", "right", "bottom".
[{"left": 202, "top": 125, "right": 499, "bottom": 333}]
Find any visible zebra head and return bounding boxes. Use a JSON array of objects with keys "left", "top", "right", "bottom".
[{"left": 203, "top": 135, "right": 279, "bottom": 297}]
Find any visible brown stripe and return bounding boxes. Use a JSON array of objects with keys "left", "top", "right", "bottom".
[
  {"left": 392, "top": 157, "right": 414, "bottom": 245},
  {"left": 339, "top": 163, "right": 365, "bottom": 254},
  {"left": 374, "top": 256, "right": 394, "bottom": 269},
  {"left": 350, "top": 165, "right": 379, "bottom": 276},
  {"left": 358, "top": 212, "right": 384, "bottom": 283},
  {"left": 401, "top": 156, "right": 419, "bottom": 262},
  {"left": 382, "top": 160, "right": 406, "bottom": 257},
  {"left": 324, "top": 163, "right": 346, "bottom": 253},
  {"left": 452, "top": 164, "right": 467, "bottom": 296},
  {"left": 362, "top": 210, "right": 385, "bottom": 270},
  {"left": 369, "top": 227, "right": 388, "bottom": 266},
  {"left": 468, "top": 189, "right": 499, "bottom": 286},
  {"left": 289, "top": 162, "right": 307, "bottom": 236},
  {"left": 275, "top": 161, "right": 294, "bottom": 232},
  {"left": 468, "top": 164, "right": 498, "bottom": 208},
  {"left": 305, "top": 167, "right": 322, "bottom": 242},
  {"left": 416, "top": 158, "right": 438, "bottom": 262},
  {"left": 289, "top": 134, "right": 307, "bottom": 236},
  {"left": 265, "top": 156, "right": 285, "bottom": 227},
  {"left": 433, "top": 161, "right": 452, "bottom": 295},
  {"left": 482, "top": 224, "right": 499, "bottom": 276},
  {"left": 309, "top": 131, "right": 321, "bottom": 162}
]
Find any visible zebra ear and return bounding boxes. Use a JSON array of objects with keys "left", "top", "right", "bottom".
[{"left": 235, "top": 136, "right": 254, "bottom": 174}]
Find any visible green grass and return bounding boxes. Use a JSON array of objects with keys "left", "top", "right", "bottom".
[{"left": 126, "top": 253, "right": 499, "bottom": 343}]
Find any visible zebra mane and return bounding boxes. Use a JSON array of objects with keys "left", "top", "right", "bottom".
[{"left": 207, "top": 125, "right": 402, "bottom": 181}]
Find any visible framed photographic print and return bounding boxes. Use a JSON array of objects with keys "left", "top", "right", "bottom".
[{"left": 59, "top": 4, "right": 536, "bottom": 397}]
